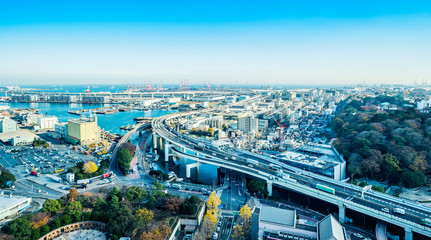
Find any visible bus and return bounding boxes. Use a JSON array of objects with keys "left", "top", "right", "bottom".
[
  {"left": 421, "top": 218, "right": 431, "bottom": 226},
  {"left": 312, "top": 183, "right": 335, "bottom": 194}
]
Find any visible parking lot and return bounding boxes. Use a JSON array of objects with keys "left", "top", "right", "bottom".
[{"left": 0, "top": 144, "right": 98, "bottom": 177}]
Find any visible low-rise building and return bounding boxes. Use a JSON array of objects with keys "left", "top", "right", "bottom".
[
  {"left": 64, "top": 173, "right": 75, "bottom": 182},
  {"left": 0, "top": 117, "right": 17, "bottom": 133},
  {"left": 55, "top": 122, "right": 68, "bottom": 138},
  {"left": 0, "top": 195, "right": 32, "bottom": 220},
  {"left": 37, "top": 116, "right": 58, "bottom": 129},
  {"left": 0, "top": 130, "right": 36, "bottom": 146}
]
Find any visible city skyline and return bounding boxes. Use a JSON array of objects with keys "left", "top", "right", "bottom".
[{"left": 1, "top": 1, "right": 430, "bottom": 85}]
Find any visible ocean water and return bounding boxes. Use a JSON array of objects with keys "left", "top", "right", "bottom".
[{"left": 1, "top": 102, "right": 177, "bottom": 135}]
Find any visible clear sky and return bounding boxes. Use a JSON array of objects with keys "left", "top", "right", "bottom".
[{"left": 0, "top": 1, "right": 430, "bottom": 86}]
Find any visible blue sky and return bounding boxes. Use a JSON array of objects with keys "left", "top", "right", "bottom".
[{"left": 0, "top": 1, "right": 430, "bottom": 86}]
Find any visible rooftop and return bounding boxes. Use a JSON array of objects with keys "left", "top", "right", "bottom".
[
  {"left": 318, "top": 214, "right": 346, "bottom": 240},
  {"left": 260, "top": 205, "right": 296, "bottom": 227}
]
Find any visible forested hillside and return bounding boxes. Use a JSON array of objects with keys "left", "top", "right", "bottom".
[{"left": 332, "top": 96, "right": 429, "bottom": 188}]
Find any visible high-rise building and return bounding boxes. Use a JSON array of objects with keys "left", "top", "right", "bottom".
[{"left": 238, "top": 116, "right": 258, "bottom": 133}]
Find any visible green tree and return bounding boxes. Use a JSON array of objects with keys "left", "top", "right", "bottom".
[
  {"left": 401, "top": 171, "right": 427, "bottom": 188},
  {"left": 0, "top": 171, "right": 16, "bottom": 188},
  {"left": 39, "top": 225, "right": 50, "bottom": 236},
  {"left": 42, "top": 199, "right": 61, "bottom": 215},
  {"left": 50, "top": 218, "right": 61, "bottom": 229},
  {"left": 8, "top": 218, "right": 32, "bottom": 240},
  {"left": 124, "top": 186, "right": 148, "bottom": 202},
  {"left": 64, "top": 201, "right": 83, "bottom": 222},
  {"left": 31, "top": 228, "right": 40, "bottom": 240},
  {"left": 61, "top": 214, "right": 72, "bottom": 225},
  {"left": 117, "top": 148, "right": 133, "bottom": 175}
]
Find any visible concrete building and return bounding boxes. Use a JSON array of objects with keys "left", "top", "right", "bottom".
[
  {"left": 251, "top": 206, "right": 316, "bottom": 240},
  {"left": 0, "top": 195, "right": 32, "bottom": 220},
  {"left": 205, "top": 116, "right": 224, "bottom": 129},
  {"left": 82, "top": 95, "right": 110, "bottom": 103},
  {"left": 64, "top": 173, "right": 75, "bottom": 182},
  {"left": 25, "top": 113, "right": 44, "bottom": 126},
  {"left": 192, "top": 95, "right": 225, "bottom": 102},
  {"left": 67, "top": 116, "right": 100, "bottom": 145},
  {"left": 252, "top": 206, "right": 346, "bottom": 240},
  {"left": 49, "top": 95, "right": 77, "bottom": 103},
  {"left": 317, "top": 215, "right": 346, "bottom": 240},
  {"left": 37, "top": 116, "right": 58, "bottom": 129},
  {"left": 55, "top": 122, "right": 68, "bottom": 138},
  {"left": 0, "top": 117, "right": 17, "bottom": 133},
  {"left": 10, "top": 94, "right": 38, "bottom": 102},
  {"left": 258, "top": 119, "right": 269, "bottom": 132},
  {"left": 238, "top": 116, "right": 258, "bottom": 133},
  {"left": 0, "top": 130, "right": 36, "bottom": 146}
]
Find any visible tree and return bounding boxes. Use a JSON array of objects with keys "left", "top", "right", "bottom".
[
  {"left": 134, "top": 208, "right": 153, "bottom": 227},
  {"left": 8, "top": 218, "right": 32, "bottom": 240},
  {"left": 108, "top": 206, "right": 134, "bottom": 237},
  {"left": 124, "top": 186, "right": 148, "bottom": 202},
  {"left": 401, "top": 171, "right": 427, "bottom": 188},
  {"left": 31, "top": 212, "right": 49, "bottom": 229},
  {"left": 206, "top": 191, "right": 221, "bottom": 213},
  {"left": 50, "top": 218, "right": 61, "bottom": 229},
  {"left": 231, "top": 225, "right": 244, "bottom": 240},
  {"left": 0, "top": 171, "right": 16, "bottom": 188},
  {"left": 42, "top": 199, "right": 61, "bottom": 215},
  {"left": 117, "top": 148, "right": 133, "bottom": 175},
  {"left": 347, "top": 153, "right": 363, "bottom": 179},
  {"left": 68, "top": 187, "right": 79, "bottom": 202},
  {"left": 140, "top": 223, "right": 172, "bottom": 240},
  {"left": 31, "top": 228, "right": 40, "bottom": 240},
  {"left": 208, "top": 128, "right": 214, "bottom": 135},
  {"left": 239, "top": 204, "right": 251, "bottom": 220},
  {"left": 164, "top": 197, "right": 183, "bottom": 215},
  {"left": 61, "top": 214, "right": 72, "bottom": 226},
  {"left": 64, "top": 201, "right": 82, "bottom": 222},
  {"left": 39, "top": 225, "right": 50, "bottom": 236},
  {"left": 202, "top": 209, "right": 218, "bottom": 239},
  {"left": 83, "top": 161, "right": 98, "bottom": 174}
]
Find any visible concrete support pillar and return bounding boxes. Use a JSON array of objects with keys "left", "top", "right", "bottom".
[
  {"left": 196, "top": 164, "right": 199, "bottom": 179},
  {"left": 338, "top": 203, "right": 346, "bottom": 224},
  {"left": 152, "top": 132, "right": 157, "bottom": 150},
  {"left": 165, "top": 143, "right": 170, "bottom": 162},
  {"left": 405, "top": 227, "right": 413, "bottom": 240},
  {"left": 267, "top": 181, "right": 273, "bottom": 197},
  {"left": 186, "top": 164, "right": 192, "bottom": 179}
]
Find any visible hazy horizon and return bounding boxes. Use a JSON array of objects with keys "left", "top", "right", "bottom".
[{"left": 1, "top": 1, "right": 430, "bottom": 86}]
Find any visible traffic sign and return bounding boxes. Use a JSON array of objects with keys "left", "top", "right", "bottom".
[{"left": 233, "top": 211, "right": 240, "bottom": 215}]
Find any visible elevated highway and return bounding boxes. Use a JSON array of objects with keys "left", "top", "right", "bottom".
[{"left": 152, "top": 110, "right": 431, "bottom": 239}]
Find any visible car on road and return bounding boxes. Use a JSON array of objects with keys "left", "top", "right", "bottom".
[
  {"left": 248, "top": 164, "right": 254, "bottom": 168},
  {"left": 216, "top": 226, "right": 220, "bottom": 232},
  {"left": 353, "top": 233, "right": 364, "bottom": 238},
  {"left": 381, "top": 208, "right": 390, "bottom": 213}
]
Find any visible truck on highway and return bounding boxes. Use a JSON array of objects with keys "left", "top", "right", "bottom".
[
  {"left": 232, "top": 156, "right": 237, "bottom": 160},
  {"left": 247, "top": 159, "right": 259, "bottom": 166},
  {"left": 394, "top": 208, "right": 405, "bottom": 215},
  {"left": 311, "top": 183, "right": 335, "bottom": 194},
  {"left": 282, "top": 174, "right": 297, "bottom": 183},
  {"left": 198, "top": 142, "right": 205, "bottom": 148},
  {"left": 171, "top": 183, "right": 182, "bottom": 190},
  {"left": 77, "top": 179, "right": 92, "bottom": 185}
]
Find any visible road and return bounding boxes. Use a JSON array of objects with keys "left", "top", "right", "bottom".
[{"left": 152, "top": 109, "right": 431, "bottom": 237}]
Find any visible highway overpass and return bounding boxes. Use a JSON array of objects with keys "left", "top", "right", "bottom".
[{"left": 152, "top": 110, "right": 431, "bottom": 239}]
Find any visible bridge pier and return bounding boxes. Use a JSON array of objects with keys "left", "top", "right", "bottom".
[
  {"left": 267, "top": 181, "right": 273, "bottom": 197},
  {"left": 152, "top": 132, "right": 157, "bottom": 150},
  {"left": 338, "top": 203, "right": 346, "bottom": 224},
  {"left": 186, "top": 162, "right": 204, "bottom": 179},
  {"left": 405, "top": 227, "right": 412, "bottom": 240}
]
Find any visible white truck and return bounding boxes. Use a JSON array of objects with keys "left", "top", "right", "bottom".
[
  {"left": 247, "top": 159, "right": 259, "bottom": 166},
  {"left": 282, "top": 174, "right": 297, "bottom": 183},
  {"left": 171, "top": 183, "right": 182, "bottom": 190},
  {"left": 394, "top": 208, "right": 405, "bottom": 215}
]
